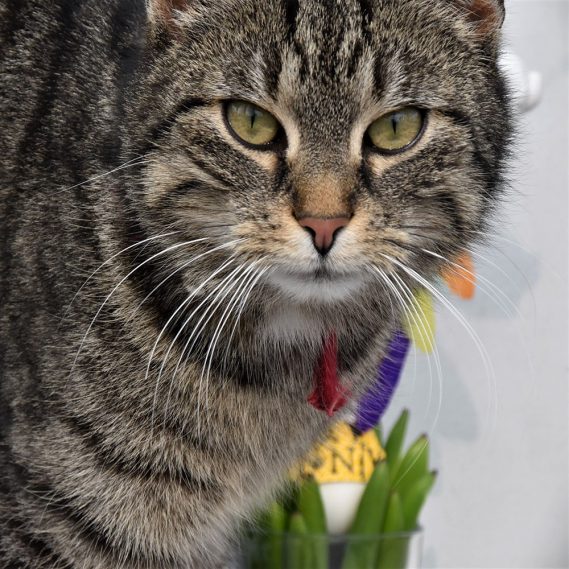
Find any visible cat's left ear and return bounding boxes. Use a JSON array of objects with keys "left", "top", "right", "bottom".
[{"left": 457, "top": 0, "right": 506, "bottom": 40}]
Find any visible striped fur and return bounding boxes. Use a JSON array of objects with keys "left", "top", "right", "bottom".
[{"left": 0, "top": 0, "right": 511, "bottom": 566}]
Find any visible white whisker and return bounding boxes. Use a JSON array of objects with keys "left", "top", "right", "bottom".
[
  {"left": 471, "top": 228, "right": 562, "bottom": 283},
  {"left": 389, "top": 270, "right": 445, "bottom": 442},
  {"left": 125, "top": 239, "right": 244, "bottom": 326},
  {"left": 425, "top": 247, "right": 539, "bottom": 418},
  {"left": 182, "top": 263, "right": 254, "bottom": 438},
  {"left": 147, "top": 256, "right": 238, "bottom": 434},
  {"left": 222, "top": 265, "right": 268, "bottom": 371},
  {"left": 70, "top": 237, "right": 208, "bottom": 380},
  {"left": 371, "top": 266, "right": 439, "bottom": 425},
  {"left": 367, "top": 265, "right": 419, "bottom": 392},
  {"left": 155, "top": 260, "right": 252, "bottom": 437},
  {"left": 383, "top": 254, "right": 498, "bottom": 440},
  {"left": 57, "top": 156, "right": 147, "bottom": 194},
  {"left": 60, "top": 230, "right": 180, "bottom": 326},
  {"left": 422, "top": 248, "right": 515, "bottom": 319},
  {"left": 197, "top": 260, "right": 264, "bottom": 435},
  {"left": 466, "top": 245, "right": 537, "bottom": 321}
]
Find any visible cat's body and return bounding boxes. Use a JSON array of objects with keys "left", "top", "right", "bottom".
[{"left": 0, "top": 0, "right": 511, "bottom": 567}]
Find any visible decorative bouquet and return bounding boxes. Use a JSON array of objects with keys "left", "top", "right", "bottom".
[
  {"left": 241, "top": 411, "right": 435, "bottom": 569},
  {"left": 239, "top": 253, "right": 477, "bottom": 568}
]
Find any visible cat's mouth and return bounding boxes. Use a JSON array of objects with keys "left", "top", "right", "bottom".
[
  {"left": 266, "top": 265, "right": 366, "bottom": 303},
  {"left": 303, "top": 265, "right": 338, "bottom": 280}
]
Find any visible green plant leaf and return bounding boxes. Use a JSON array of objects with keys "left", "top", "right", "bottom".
[
  {"left": 298, "top": 479, "right": 327, "bottom": 569},
  {"left": 392, "top": 435, "right": 429, "bottom": 498},
  {"left": 377, "top": 492, "right": 408, "bottom": 569},
  {"left": 385, "top": 410, "right": 409, "bottom": 480},
  {"left": 288, "top": 513, "right": 311, "bottom": 569},
  {"left": 342, "top": 461, "right": 390, "bottom": 569},
  {"left": 401, "top": 471, "right": 437, "bottom": 531}
]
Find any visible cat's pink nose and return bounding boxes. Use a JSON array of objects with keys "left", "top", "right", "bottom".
[{"left": 298, "top": 217, "right": 350, "bottom": 256}]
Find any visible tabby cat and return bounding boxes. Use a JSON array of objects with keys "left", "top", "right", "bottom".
[{"left": 0, "top": 0, "right": 511, "bottom": 567}]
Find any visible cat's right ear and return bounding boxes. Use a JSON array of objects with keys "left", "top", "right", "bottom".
[{"left": 147, "top": 0, "right": 190, "bottom": 37}]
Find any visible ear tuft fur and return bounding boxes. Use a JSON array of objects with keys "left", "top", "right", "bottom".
[
  {"left": 463, "top": 0, "right": 505, "bottom": 38},
  {"left": 148, "top": 0, "right": 189, "bottom": 32}
]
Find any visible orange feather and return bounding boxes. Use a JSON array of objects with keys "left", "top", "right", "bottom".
[{"left": 442, "top": 252, "right": 476, "bottom": 300}]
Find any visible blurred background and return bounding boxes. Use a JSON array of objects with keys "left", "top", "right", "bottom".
[{"left": 381, "top": 1, "right": 569, "bottom": 567}]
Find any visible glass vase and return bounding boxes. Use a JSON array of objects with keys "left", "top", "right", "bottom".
[{"left": 235, "top": 529, "right": 423, "bottom": 569}]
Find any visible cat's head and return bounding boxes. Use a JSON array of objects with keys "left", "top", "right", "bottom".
[{"left": 125, "top": 0, "right": 511, "bottom": 309}]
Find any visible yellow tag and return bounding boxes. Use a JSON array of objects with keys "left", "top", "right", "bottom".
[
  {"left": 402, "top": 287, "right": 436, "bottom": 353},
  {"left": 292, "top": 423, "right": 386, "bottom": 484}
]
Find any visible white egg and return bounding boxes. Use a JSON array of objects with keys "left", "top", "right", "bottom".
[{"left": 320, "top": 482, "right": 366, "bottom": 535}]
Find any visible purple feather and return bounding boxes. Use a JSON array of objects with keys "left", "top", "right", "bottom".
[{"left": 354, "top": 331, "right": 410, "bottom": 433}]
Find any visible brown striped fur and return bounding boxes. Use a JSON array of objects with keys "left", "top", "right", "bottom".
[{"left": 0, "top": 0, "right": 511, "bottom": 566}]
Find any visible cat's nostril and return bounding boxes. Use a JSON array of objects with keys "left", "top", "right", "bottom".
[
  {"left": 298, "top": 217, "right": 350, "bottom": 256},
  {"left": 302, "top": 225, "right": 317, "bottom": 241}
]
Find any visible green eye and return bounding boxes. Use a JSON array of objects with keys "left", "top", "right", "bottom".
[
  {"left": 367, "top": 107, "right": 425, "bottom": 153},
  {"left": 225, "top": 101, "right": 280, "bottom": 147}
]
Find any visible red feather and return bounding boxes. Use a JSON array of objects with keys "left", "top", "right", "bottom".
[{"left": 308, "top": 332, "right": 349, "bottom": 417}]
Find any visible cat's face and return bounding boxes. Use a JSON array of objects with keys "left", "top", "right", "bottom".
[{"left": 129, "top": 0, "right": 510, "bottom": 307}]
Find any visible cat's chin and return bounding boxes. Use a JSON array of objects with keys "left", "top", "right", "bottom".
[{"left": 266, "top": 268, "right": 366, "bottom": 304}]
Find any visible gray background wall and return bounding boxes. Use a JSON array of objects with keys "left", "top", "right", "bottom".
[{"left": 381, "top": 1, "right": 569, "bottom": 567}]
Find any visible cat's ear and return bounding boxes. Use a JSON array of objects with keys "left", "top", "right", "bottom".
[
  {"left": 456, "top": 0, "right": 505, "bottom": 39},
  {"left": 147, "top": 0, "right": 190, "bottom": 34}
]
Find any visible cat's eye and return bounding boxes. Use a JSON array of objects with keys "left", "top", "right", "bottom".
[
  {"left": 225, "top": 101, "right": 280, "bottom": 148},
  {"left": 367, "top": 107, "right": 425, "bottom": 154}
]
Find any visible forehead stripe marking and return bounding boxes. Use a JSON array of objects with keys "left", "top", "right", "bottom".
[{"left": 284, "top": 0, "right": 300, "bottom": 39}]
